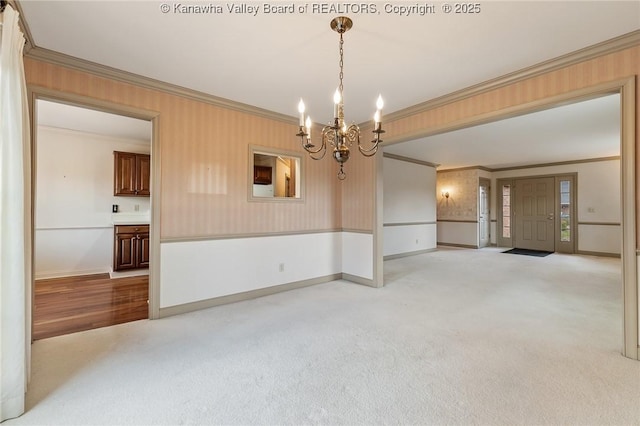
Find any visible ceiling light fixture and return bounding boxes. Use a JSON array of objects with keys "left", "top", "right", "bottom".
[{"left": 296, "top": 16, "right": 384, "bottom": 180}]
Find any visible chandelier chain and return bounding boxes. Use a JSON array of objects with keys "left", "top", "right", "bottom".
[{"left": 338, "top": 33, "right": 344, "bottom": 95}]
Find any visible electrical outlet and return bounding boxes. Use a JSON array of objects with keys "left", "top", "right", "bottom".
[
  {"left": 134, "top": 204, "right": 140, "bottom": 212},
  {"left": 279, "top": 263, "right": 285, "bottom": 272}
]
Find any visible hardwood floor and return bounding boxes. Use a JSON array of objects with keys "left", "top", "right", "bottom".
[{"left": 34, "top": 273, "right": 149, "bottom": 340}]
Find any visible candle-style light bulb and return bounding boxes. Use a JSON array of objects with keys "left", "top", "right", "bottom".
[
  {"left": 374, "top": 110, "right": 381, "bottom": 124},
  {"left": 334, "top": 89, "right": 341, "bottom": 104},
  {"left": 305, "top": 116, "right": 312, "bottom": 139},
  {"left": 333, "top": 89, "right": 341, "bottom": 118},
  {"left": 298, "top": 99, "right": 305, "bottom": 126},
  {"left": 376, "top": 94, "right": 384, "bottom": 110}
]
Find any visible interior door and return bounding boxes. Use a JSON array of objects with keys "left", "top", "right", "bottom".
[
  {"left": 479, "top": 179, "right": 490, "bottom": 248},
  {"left": 514, "top": 177, "right": 555, "bottom": 251}
]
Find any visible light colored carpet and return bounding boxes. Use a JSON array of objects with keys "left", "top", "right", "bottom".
[{"left": 6, "top": 248, "right": 640, "bottom": 425}]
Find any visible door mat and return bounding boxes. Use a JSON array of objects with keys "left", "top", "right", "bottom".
[{"left": 503, "top": 248, "right": 553, "bottom": 257}]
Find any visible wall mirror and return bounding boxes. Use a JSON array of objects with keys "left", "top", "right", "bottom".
[{"left": 249, "top": 145, "right": 303, "bottom": 201}]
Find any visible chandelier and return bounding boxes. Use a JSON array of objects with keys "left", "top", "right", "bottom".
[{"left": 296, "top": 16, "right": 384, "bottom": 180}]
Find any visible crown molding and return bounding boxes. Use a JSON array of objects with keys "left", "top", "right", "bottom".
[
  {"left": 383, "top": 153, "right": 439, "bottom": 168},
  {"left": 24, "top": 46, "right": 299, "bottom": 125},
  {"left": 384, "top": 30, "right": 640, "bottom": 124},
  {"left": 437, "top": 165, "right": 493, "bottom": 173},
  {"left": 489, "top": 156, "right": 621, "bottom": 172},
  {"left": 437, "top": 155, "right": 621, "bottom": 173}
]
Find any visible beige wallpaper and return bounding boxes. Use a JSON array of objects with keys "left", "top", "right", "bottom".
[
  {"left": 341, "top": 149, "right": 375, "bottom": 231},
  {"left": 25, "top": 59, "right": 342, "bottom": 239},
  {"left": 436, "top": 169, "right": 479, "bottom": 221}
]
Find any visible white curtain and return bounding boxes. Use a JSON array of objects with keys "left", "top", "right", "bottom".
[{"left": 0, "top": 4, "right": 30, "bottom": 422}]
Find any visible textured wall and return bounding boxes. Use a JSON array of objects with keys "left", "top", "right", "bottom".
[{"left": 436, "top": 169, "right": 479, "bottom": 221}]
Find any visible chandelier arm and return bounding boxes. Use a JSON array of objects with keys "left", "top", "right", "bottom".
[
  {"left": 358, "top": 144, "right": 378, "bottom": 157},
  {"left": 358, "top": 138, "right": 380, "bottom": 153},
  {"left": 309, "top": 148, "right": 327, "bottom": 161},
  {"left": 302, "top": 139, "right": 326, "bottom": 155},
  {"left": 300, "top": 126, "right": 327, "bottom": 156}
]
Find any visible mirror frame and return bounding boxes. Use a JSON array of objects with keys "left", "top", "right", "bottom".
[{"left": 248, "top": 144, "right": 304, "bottom": 202}]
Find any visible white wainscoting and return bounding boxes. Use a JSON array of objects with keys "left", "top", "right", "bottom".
[
  {"left": 578, "top": 224, "right": 621, "bottom": 255},
  {"left": 341, "top": 231, "right": 373, "bottom": 281},
  {"left": 383, "top": 224, "right": 437, "bottom": 257},
  {"left": 437, "top": 221, "right": 478, "bottom": 248},
  {"left": 35, "top": 227, "right": 113, "bottom": 279},
  {"left": 160, "top": 232, "right": 343, "bottom": 308}
]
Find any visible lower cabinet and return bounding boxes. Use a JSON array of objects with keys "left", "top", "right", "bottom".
[{"left": 114, "top": 225, "right": 150, "bottom": 271}]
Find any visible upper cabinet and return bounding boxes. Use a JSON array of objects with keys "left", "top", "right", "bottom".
[
  {"left": 114, "top": 151, "right": 150, "bottom": 197},
  {"left": 253, "top": 165, "right": 272, "bottom": 185}
]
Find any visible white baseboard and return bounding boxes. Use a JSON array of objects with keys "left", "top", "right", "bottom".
[
  {"left": 35, "top": 268, "right": 109, "bottom": 280},
  {"left": 341, "top": 273, "right": 375, "bottom": 287},
  {"left": 159, "top": 273, "right": 342, "bottom": 318},
  {"left": 109, "top": 268, "right": 149, "bottom": 279},
  {"left": 384, "top": 248, "right": 437, "bottom": 261}
]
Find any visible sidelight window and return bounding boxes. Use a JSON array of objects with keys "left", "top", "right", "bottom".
[
  {"left": 502, "top": 184, "right": 511, "bottom": 238},
  {"left": 560, "top": 180, "right": 571, "bottom": 242}
]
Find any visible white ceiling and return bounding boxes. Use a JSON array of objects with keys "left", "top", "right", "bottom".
[
  {"left": 37, "top": 100, "right": 152, "bottom": 142},
  {"left": 19, "top": 1, "right": 638, "bottom": 168},
  {"left": 385, "top": 93, "right": 621, "bottom": 170}
]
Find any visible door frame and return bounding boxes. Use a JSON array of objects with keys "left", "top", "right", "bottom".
[
  {"left": 27, "top": 87, "right": 162, "bottom": 327},
  {"left": 497, "top": 173, "right": 577, "bottom": 254},
  {"left": 478, "top": 178, "right": 491, "bottom": 248},
  {"left": 377, "top": 77, "right": 637, "bottom": 359}
]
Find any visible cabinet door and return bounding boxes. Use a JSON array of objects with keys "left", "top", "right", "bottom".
[
  {"left": 137, "top": 232, "right": 150, "bottom": 268},
  {"left": 136, "top": 154, "right": 151, "bottom": 196},
  {"left": 114, "top": 152, "right": 137, "bottom": 196},
  {"left": 114, "top": 232, "right": 137, "bottom": 271},
  {"left": 254, "top": 166, "right": 272, "bottom": 184}
]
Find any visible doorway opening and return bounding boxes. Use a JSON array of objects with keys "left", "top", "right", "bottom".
[
  {"left": 31, "top": 97, "right": 156, "bottom": 340},
  {"left": 378, "top": 79, "right": 636, "bottom": 359}
]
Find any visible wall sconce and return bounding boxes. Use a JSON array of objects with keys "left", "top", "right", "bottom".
[{"left": 441, "top": 189, "right": 450, "bottom": 199}]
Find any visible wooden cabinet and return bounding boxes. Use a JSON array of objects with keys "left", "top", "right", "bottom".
[
  {"left": 114, "top": 151, "right": 150, "bottom": 196},
  {"left": 254, "top": 165, "right": 272, "bottom": 184},
  {"left": 114, "top": 225, "right": 149, "bottom": 271}
]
